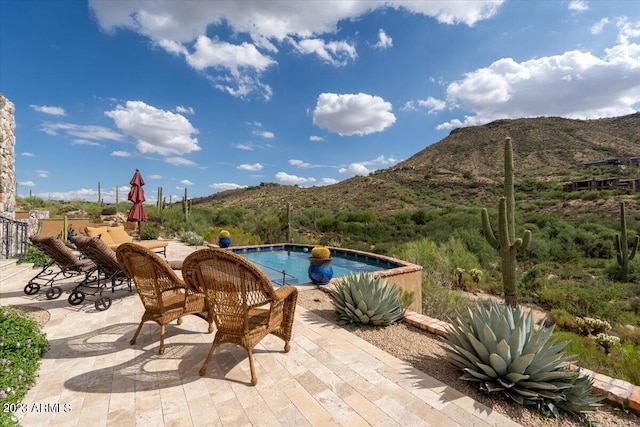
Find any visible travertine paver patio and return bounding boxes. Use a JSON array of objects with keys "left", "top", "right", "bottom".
[{"left": 1, "top": 241, "right": 521, "bottom": 426}]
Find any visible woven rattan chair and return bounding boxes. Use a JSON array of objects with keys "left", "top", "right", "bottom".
[
  {"left": 182, "top": 247, "right": 298, "bottom": 385},
  {"left": 26, "top": 234, "right": 97, "bottom": 300},
  {"left": 70, "top": 236, "right": 133, "bottom": 311},
  {"left": 116, "top": 243, "right": 214, "bottom": 354}
]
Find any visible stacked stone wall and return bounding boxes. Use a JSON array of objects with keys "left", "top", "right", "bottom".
[{"left": 0, "top": 93, "right": 16, "bottom": 219}]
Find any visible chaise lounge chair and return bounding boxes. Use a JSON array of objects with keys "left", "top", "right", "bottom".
[
  {"left": 116, "top": 243, "right": 214, "bottom": 354},
  {"left": 70, "top": 236, "right": 133, "bottom": 311},
  {"left": 25, "top": 235, "right": 98, "bottom": 300},
  {"left": 182, "top": 247, "right": 298, "bottom": 385}
]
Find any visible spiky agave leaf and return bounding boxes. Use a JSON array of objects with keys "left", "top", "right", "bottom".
[
  {"left": 329, "top": 273, "right": 405, "bottom": 326},
  {"left": 444, "top": 301, "right": 601, "bottom": 418}
]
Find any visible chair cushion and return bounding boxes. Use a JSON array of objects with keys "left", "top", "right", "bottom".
[
  {"left": 86, "top": 226, "right": 115, "bottom": 245},
  {"left": 107, "top": 225, "right": 133, "bottom": 245}
]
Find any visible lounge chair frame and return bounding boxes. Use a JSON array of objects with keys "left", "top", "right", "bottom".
[
  {"left": 25, "top": 235, "right": 98, "bottom": 300},
  {"left": 70, "top": 236, "right": 133, "bottom": 311}
]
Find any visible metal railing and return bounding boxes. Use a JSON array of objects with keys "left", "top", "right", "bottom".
[{"left": 0, "top": 215, "right": 28, "bottom": 259}]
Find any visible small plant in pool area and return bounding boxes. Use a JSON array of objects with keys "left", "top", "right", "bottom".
[
  {"left": 310, "top": 246, "right": 331, "bottom": 259},
  {"left": 329, "top": 273, "right": 406, "bottom": 326},
  {"left": 139, "top": 227, "right": 160, "bottom": 240},
  {"left": 444, "top": 300, "right": 602, "bottom": 418},
  {"left": 0, "top": 306, "right": 48, "bottom": 426},
  {"left": 181, "top": 231, "right": 204, "bottom": 246}
]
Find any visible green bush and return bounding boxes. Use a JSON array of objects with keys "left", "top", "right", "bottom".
[
  {"left": 139, "top": 227, "right": 160, "bottom": 240},
  {"left": 0, "top": 306, "right": 49, "bottom": 426},
  {"left": 613, "top": 341, "right": 640, "bottom": 385},
  {"left": 181, "top": 231, "right": 204, "bottom": 246},
  {"left": 17, "top": 246, "right": 50, "bottom": 267}
]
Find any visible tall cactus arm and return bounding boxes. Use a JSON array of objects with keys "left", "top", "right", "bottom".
[
  {"left": 520, "top": 229, "right": 532, "bottom": 252},
  {"left": 616, "top": 233, "right": 624, "bottom": 265},
  {"left": 630, "top": 235, "right": 639, "bottom": 261},
  {"left": 497, "top": 197, "right": 511, "bottom": 250},
  {"left": 481, "top": 207, "right": 499, "bottom": 249}
]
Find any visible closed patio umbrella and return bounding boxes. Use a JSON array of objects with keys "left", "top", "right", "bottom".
[{"left": 127, "top": 169, "right": 148, "bottom": 238}]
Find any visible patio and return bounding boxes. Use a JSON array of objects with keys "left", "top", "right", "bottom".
[{"left": 1, "top": 241, "right": 521, "bottom": 426}]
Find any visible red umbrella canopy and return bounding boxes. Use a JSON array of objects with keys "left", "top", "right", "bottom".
[{"left": 127, "top": 169, "right": 148, "bottom": 223}]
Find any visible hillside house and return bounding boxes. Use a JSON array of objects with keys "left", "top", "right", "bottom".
[{"left": 564, "top": 176, "right": 640, "bottom": 192}]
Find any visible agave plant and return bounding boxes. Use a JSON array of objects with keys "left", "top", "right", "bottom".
[
  {"left": 444, "top": 300, "right": 602, "bottom": 418},
  {"left": 329, "top": 272, "right": 405, "bottom": 326}
]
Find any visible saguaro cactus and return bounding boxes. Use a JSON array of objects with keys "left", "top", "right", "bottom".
[
  {"left": 481, "top": 137, "right": 532, "bottom": 308},
  {"left": 615, "top": 201, "right": 639, "bottom": 282},
  {"left": 182, "top": 188, "right": 190, "bottom": 221}
]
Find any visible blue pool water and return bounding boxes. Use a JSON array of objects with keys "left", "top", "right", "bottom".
[{"left": 235, "top": 247, "right": 396, "bottom": 287}]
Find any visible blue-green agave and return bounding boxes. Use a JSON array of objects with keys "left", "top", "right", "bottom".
[
  {"left": 329, "top": 272, "right": 405, "bottom": 326},
  {"left": 444, "top": 300, "right": 602, "bottom": 418}
]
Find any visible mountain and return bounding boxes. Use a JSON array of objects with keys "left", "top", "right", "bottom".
[{"left": 194, "top": 113, "right": 640, "bottom": 216}]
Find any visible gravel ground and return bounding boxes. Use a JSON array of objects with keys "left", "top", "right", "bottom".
[{"left": 296, "top": 288, "right": 639, "bottom": 427}]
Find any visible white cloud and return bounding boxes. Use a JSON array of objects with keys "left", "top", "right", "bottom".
[
  {"left": 232, "top": 142, "right": 254, "bottom": 150},
  {"left": 338, "top": 155, "right": 399, "bottom": 176},
  {"left": 309, "top": 135, "right": 325, "bottom": 142},
  {"left": 105, "top": 101, "right": 200, "bottom": 156},
  {"left": 313, "top": 93, "right": 396, "bottom": 136},
  {"left": 252, "top": 129, "right": 275, "bottom": 139},
  {"left": 176, "top": 105, "right": 195, "bottom": 114},
  {"left": 165, "top": 157, "right": 198, "bottom": 167},
  {"left": 591, "top": 18, "right": 610, "bottom": 35},
  {"left": 30, "top": 104, "right": 66, "bottom": 116},
  {"left": 148, "top": 174, "right": 162, "bottom": 179},
  {"left": 209, "top": 182, "right": 247, "bottom": 191},
  {"left": 404, "top": 97, "right": 447, "bottom": 114},
  {"left": 438, "top": 41, "right": 640, "bottom": 130},
  {"left": 289, "top": 159, "right": 312, "bottom": 168},
  {"left": 71, "top": 139, "right": 101, "bottom": 146},
  {"left": 21, "top": 152, "right": 35, "bottom": 157},
  {"left": 89, "top": 1, "right": 503, "bottom": 98},
  {"left": 616, "top": 17, "right": 640, "bottom": 44},
  {"left": 319, "top": 177, "right": 339, "bottom": 186},
  {"left": 374, "top": 29, "right": 392, "bottom": 49},
  {"left": 237, "top": 163, "right": 263, "bottom": 171},
  {"left": 19, "top": 181, "right": 36, "bottom": 187},
  {"left": 275, "top": 172, "right": 316, "bottom": 185},
  {"left": 111, "top": 151, "right": 132, "bottom": 157},
  {"left": 568, "top": 0, "right": 589, "bottom": 12},
  {"left": 41, "top": 122, "right": 124, "bottom": 141},
  {"left": 181, "top": 179, "right": 194, "bottom": 185},
  {"left": 34, "top": 170, "right": 49, "bottom": 178},
  {"left": 291, "top": 38, "right": 357, "bottom": 66}
]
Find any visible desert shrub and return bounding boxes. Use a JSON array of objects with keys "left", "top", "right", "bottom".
[
  {"left": 548, "top": 309, "right": 580, "bottom": 333},
  {"left": 18, "top": 246, "right": 50, "bottom": 267},
  {"left": 100, "top": 205, "right": 117, "bottom": 215},
  {"left": 0, "top": 306, "right": 49, "bottom": 426},
  {"left": 181, "top": 231, "right": 204, "bottom": 246},
  {"left": 612, "top": 341, "right": 640, "bottom": 385},
  {"left": 421, "top": 278, "right": 473, "bottom": 323},
  {"left": 139, "top": 227, "right": 160, "bottom": 240}
]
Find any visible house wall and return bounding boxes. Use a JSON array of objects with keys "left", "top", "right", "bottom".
[{"left": 0, "top": 94, "right": 16, "bottom": 219}]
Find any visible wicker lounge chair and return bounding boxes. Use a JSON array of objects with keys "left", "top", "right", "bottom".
[
  {"left": 70, "top": 236, "right": 133, "bottom": 311},
  {"left": 115, "top": 243, "right": 214, "bottom": 354},
  {"left": 182, "top": 247, "right": 298, "bottom": 385},
  {"left": 25, "top": 235, "right": 98, "bottom": 300}
]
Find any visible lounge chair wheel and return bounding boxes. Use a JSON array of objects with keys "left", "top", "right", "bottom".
[
  {"left": 95, "top": 296, "right": 112, "bottom": 311},
  {"left": 24, "top": 283, "right": 40, "bottom": 295},
  {"left": 46, "top": 286, "right": 62, "bottom": 300},
  {"left": 68, "top": 291, "right": 85, "bottom": 305}
]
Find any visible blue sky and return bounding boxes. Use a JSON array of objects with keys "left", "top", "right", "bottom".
[{"left": 1, "top": 1, "right": 639, "bottom": 204}]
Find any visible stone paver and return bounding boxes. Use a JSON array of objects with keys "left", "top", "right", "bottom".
[{"left": 1, "top": 241, "right": 522, "bottom": 426}]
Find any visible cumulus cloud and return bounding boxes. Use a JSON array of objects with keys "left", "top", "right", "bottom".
[
  {"left": 374, "top": 29, "right": 392, "bottom": 49},
  {"left": 591, "top": 18, "right": 610, "bottom": 35},
  {"left": 41, "top": 122, "right": 124, "bottom": 141},
  {"left": 252, "top": 129, "right": 275, "bottom": 139},
  {"left": 309, "top": 135, "right": 325, "bottom": 142},
  {"left": 105, "top": 101, "right": 200, "bottom": 156},
  {"left": 339, "top": 155, "right": 399, "bottom": 176},
  {"left": 313, "top": 93, "right": 396, "bottom": 136},
  {"left": 72, "top": 139, "right": 101, "bottom": 146},
  {"left": 404, "top": 97, "right": 447, "bottom": 114},
  {"left": 319, "top": 177, "right": 339, "bottom": 186},
  {"left": 34, "top": 170, "right": 49, "bottom": 178},
  {"left": 232, "top": 142, "right": 254, "bottom": 150},
  {"left": 21, "top": 152, "right": 35, "bottom": 157},
  {"left": 30, "top": 104, "right": 66, "bottom": 116},
  {"left": 209, "top": 182, "right": 247, "bottom": 191},
  {"left": 275, "top": 172, "right": 316, "bottom": 185},
  {"left": 181, "top": 179, "right": 194, "bottom": 185},
  {"left": 89, "top": 1, "right": 503, "bottom": 98},
  {"left": 237, "top": 163, "right": 263, "bottom": 171},
  {"left": 148, "top": 174, "right": 162, "bottom": 180},
  {"left": 291, "top": 38, "right": 357, "bottom": 66},
  {"left": 19, "top": 181, "right": 36, "bottom": 187},
  {"left": 438, "top": 34, "right": 640, "bottom": 129},
  {"left": 289, "top": 159, "right": 313, "bottom": 168}
]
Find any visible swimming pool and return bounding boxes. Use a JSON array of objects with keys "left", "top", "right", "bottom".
[{"left": 233, "top": 245, "right": 397, "bottom": 287}]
